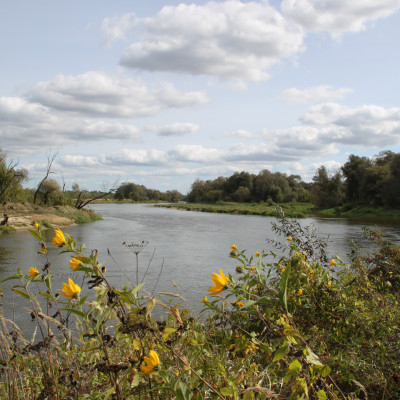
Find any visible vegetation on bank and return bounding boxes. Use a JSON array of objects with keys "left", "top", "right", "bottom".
[
  {"left": 0, "top": 211, "right": 399, "bottom": 399},
  {"left": 156, "top": 201, "right": 400, "bottom": 220},
  {"left": 156, "top": 201, "right": 315, "bottom": 218}
]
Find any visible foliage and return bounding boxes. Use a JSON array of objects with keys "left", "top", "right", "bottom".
[
  {"left": 187, "top": 171, "right": 312, "bottom": 204},
  {"left": 0, "top": 149, "right": 28, "bottom": 203},
  {"left": 157, "top": 201, "right": 314, "bottom": 218},
  {"left": 114, "top": 182, "right": 184, "bottom": 203},
  {"left": 341, "top": 152, "right": 400, "bottom": 207},
  {"left": 35, "top": 178, "right": 62, "bottom": 205},
  {"left": 0, "top": 215, "right": 399, "bottom": 399}
]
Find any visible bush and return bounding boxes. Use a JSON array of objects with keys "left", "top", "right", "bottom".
[{"left": 0, "top": 215, "right": 399, "bottom": 399}]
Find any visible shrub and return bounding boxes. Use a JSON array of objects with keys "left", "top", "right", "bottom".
[{"left": 0, "top": 216, "right": 399, "bottom": 399}]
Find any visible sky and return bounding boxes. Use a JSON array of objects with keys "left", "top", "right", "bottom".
[{"left": 1, "top": 0, "right": 400, "bottom": 194}]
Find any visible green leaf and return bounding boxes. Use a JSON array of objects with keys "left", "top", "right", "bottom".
[
  {"left": 317, "top": 390, "right": 327, "bottom": 400},
  {"left": 60, "top": 308, "right": 87, "bottom": 319},
  {"left": 279, "top": 263, "right": 292, "bottom": 312},
  {"left": 305, "top": 348, "right": 323, "bottom": 366},
  {"left": 243, "top": 391, "right": 255, "bottom": 400},
  {"left": 44, "top": 274, "right": 52, "bottom": 291},
  {"left": 76, "top": 256, "right": 93, "bottom": 264},
  {"left": 95, "top": 307, "right": 113, "bottom": 332},
  {"left": 29, "top": 230, "right": 43, "bottom": 241},
  {"left": 321, "top": 365, "right": 331, "bottom": 378},
  {"left": 220, "top": 387, "right": 234, "bottom": 396},
  {"left": 175, "top": 380, "right": 193, "bottom": 400},
  {"left": 273, "top": 340, "right": 290, "bottom": 362},
  {"left": 39, "top": 292, "right": 55, "bottom": 300},
  {"left": 12, "top": 289, "right": 30, "bottom": 299},
  {"left": 242, "top": 300, "right": 256, "bottom": 308},
  {"left": 283, "top": 358, "right": 303, "bottom": 383},
  {"left": 289, "top": 359, "right": 302, "bottom": 372},
  {"left": 146, "top": 298, "right": 156, "bottom": 316},
  {"left": 2, "top": 273, "right": 22, "bottom": 283}
]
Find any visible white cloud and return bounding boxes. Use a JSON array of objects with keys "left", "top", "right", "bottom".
[
  {"left": 282, "top": 0, "right": 400, "bottom": 36},
  {"left": 280, "top": 85, "right": 353, "bottom": 104},
  {"left": 102, "top": 13, "right": 137, "bottom": 47},
  {"left": 28, "top": 71, "right": 209, "bottom": 118},
  {"left": 146, "top": 122, "right": 199, "bottom": 137},
  {"left": 0, "top": 97, "right": 142, "bottom": 154},
  {"left": 224, "top": 129, "right": 258, "bottom": 138},
  {"left": 105, "top": 149, "right": 169, "bottom": 166},
  {"left": 301, "top": 103, "right": 400, "bottom": 146},
  {"left": 118, "top": 0, "right": 304, "bottom": 81},
  {"left": 169, "top": 145, "right": 222, "bottom": 163}
]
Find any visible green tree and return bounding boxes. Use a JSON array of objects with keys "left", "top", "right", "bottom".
[
  {"left": 341, "top": 155, "right": 372, "bottom": 204},
  {"left": 312, "top": 166, "right": 343, "bottom": 208},
  {"left": 36, "top": 178, "right": 62, "bottom": 205},
  {"left": 0, "top": 150, "right": 28, "bottom": 203}
]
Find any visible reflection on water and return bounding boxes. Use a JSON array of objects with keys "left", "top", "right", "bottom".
[{"left": 0, "top": 204, "right": 399, "bottom": 332}]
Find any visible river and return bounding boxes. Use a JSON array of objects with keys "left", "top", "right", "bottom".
[{"left": 1, "top": 203, "right": 399, "bottom": 330}]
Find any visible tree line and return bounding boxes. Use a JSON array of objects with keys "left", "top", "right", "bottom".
[{"left": 186, "top": 150, "right": 400, "bottom": 209}]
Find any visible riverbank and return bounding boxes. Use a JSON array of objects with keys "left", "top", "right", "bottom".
[
  {"left": 0, "top": 202, "right": 102, "bottom": 233},
  {"left": 155, "top": 201, "right": 400, "bottom": 220}
]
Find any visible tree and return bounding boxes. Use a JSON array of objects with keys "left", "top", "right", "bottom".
[
  {"left": 312, "top": 166, "right": 344, "bottom": 208},
  {"left": 0, "top": 150, "right": 28, "bottom": 203},
  {"left": 33, "top": 152, "right": 57, "bottom": 204},
  {"left": 36, "top": 178, "right": 62, "bottom": 205},
  {"left": 341, "top": 155, "right": 372, "bottom": 204},
  {"left": 75, "top": 188, "right": 116, "bottom": 209}
]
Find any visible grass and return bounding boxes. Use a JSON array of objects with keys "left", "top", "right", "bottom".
[
  {"left": 315, "top": 205, "right": 400, "bottom": 220},
  {"left": 0, "top": 225, "right": 15, "bottom": 234},
  {"left": 157, "top": 201, "right": 400, "bottom": 220},
  {"left": 156, "top": 201, "right": 315, "bottom": 218}
]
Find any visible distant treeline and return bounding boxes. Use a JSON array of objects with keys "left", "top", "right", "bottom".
[
  {"left": 114, "top": 182, "right": 185, "bottom": 203},
  {"left": 184, "top": 150, "right": 400, "bottom": 209}
]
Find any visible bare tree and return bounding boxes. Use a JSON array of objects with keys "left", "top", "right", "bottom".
[
  {"left": 74, "top": 188, "right": 116, "bottom": 209},
  {"left": 33, "top": 152, "right": 58, "bottom": 204},
  {"left": 74, "top": 179, "right": 118, "bottom": 209}
]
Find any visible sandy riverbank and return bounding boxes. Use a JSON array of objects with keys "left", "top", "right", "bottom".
[{"left": 0, "top": 202, "right": 101, "bottom": 232}]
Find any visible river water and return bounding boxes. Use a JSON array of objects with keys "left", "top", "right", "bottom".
[{"left": 1, "top": 204, "right": 399, "bottom": 330}]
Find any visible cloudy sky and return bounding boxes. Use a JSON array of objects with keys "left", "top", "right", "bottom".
[{"left": 1, "top": 0, "right": 400, "bottom": 193}]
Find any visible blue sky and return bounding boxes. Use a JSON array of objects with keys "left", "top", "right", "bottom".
[{"left": 1, "top": 0, "right": 400, "bottom": 194}]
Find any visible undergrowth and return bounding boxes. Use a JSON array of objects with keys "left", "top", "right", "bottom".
[{"left": 0, "top": 213, "right": 399, "bottom": 399}]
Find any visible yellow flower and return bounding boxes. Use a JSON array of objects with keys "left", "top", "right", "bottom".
[
  {"left": 310, "top": 269, "right": 314, "bottom": 275},
  {"left": 53, "top": 228, "right": 66, "bottom": 247},
  {"left": 28, "top": 267, "right": 39, "bottom": 278},
  {"left": 255, "top": 251, "right": 260, "bottom": 257},
  {"left": 281, "top": 267, "right": 286, "bottom": 273},
  {"left": 34, "top": 222, "right": 39, "bottom": 230},
  {"left": 231, "top": 244, "right": 237, "bottom": 250},
  {"left": 250, "top": 265, "right": 256, "bottom": 270},
  {"left": 288, "top": 236, "right": 293, "bottom": 242},
  {"left": 208, "top": 269, "right": 229, "bottom": 295},
  {"left": 327, "top": 280, "right": 332, "bottom": 287},
  {"left": 140, "top": 350, "right": 160, "bottom": 375},
  {"left": 297, "top": 288, "right": 303, "bottom": 296},
  {"left": 69, "top": 256, "right": 81, "bottom": 271},
  {"left": 201, "top": 296, "right": 208, "bottom": 303},
  {"left": 60, "top": 278, "right": 81, "bottom": 300},
  {"left": 329, "top": 259, "right": 335, "bottom": 266}
]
